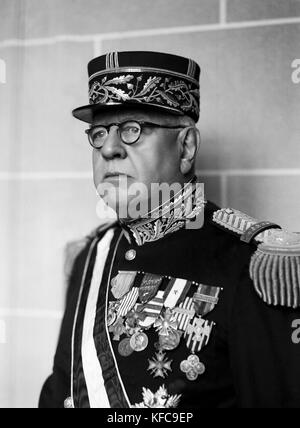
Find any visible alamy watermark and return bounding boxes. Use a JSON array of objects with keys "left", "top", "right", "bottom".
[
  {"left": 95, "top": 179, "right": 205, "bottom": 230},
  {"left": 0, "top": 58, "right": 6, "bottom": 84},
  {"left": 291, "top": 59, "right": 300, "bottom": 84},
  {"left": 291, "top": 319, "right": 300, "bottom": 344}
]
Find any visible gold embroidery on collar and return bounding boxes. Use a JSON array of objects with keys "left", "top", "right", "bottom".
[{"left": 122, "top": 181, "right": 205, "bottom": 246}]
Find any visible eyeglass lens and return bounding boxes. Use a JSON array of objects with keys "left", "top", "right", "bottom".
[{"left": 89, "top": 121, "right": 142, "bottom": 148}]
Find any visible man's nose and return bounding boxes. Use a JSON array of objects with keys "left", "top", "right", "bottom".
[{"left": 100, "top": 126, "right": 127, "bottom": 160}]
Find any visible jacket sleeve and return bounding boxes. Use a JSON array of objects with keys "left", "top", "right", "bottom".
[
  {"left": 229, "top": 265, "right": 300, "bottom": 408},
  {"left": 39, "top": 368, "right": 70, "bottom": 408}
]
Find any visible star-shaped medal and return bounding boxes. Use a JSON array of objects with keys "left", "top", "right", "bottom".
[
  {"left": 154, "top": 308, "right": 178, "bottom": 336},
  {"left": 147, "top": 351, "right": 173, "bottom": 378}
]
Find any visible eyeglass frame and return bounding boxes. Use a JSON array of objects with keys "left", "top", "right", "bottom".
[{"left": 85, "top": 120, "right": 186, "bottom": 149}]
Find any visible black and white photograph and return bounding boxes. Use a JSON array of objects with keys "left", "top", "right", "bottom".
[{"left": 1, "top": 0, "right": 300, "bottom": 411}]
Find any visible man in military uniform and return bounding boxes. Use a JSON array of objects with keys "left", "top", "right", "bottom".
[{"left": 39, "top": 51, "right": 300, "bottom": 408}]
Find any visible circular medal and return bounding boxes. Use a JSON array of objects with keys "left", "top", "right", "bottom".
[
  {"left": 195, "top": 361, "right": 206, "bottom": 375},
  {"left": 64, "top": 397, "right": 74, "bottom": 409},
  {"left": 180, "top": 354, "right": 206, "bottom": 381},
  {"left": 159, "top": 329, "right": 181, "bottom": 351},
  {"left": 107, "top": 309, "right": 117, "bottom": 327},
  {"left": 118, "top": 338, "right": 134, "bottom": 357},
  {"left": 130, "top": 332, "right": 149, "bottom": 352},
  {"left": 180, "top": 359, "right": 190, "bottom": 373},
  {"left": 186, "top": 369, "right": 199, "bottom": 381},
  {"left": 187, "top": 354, "right": 199, "bottom": 366}
]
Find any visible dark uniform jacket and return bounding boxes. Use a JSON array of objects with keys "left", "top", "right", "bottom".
[{"left": 39, "top": 201, "right": 300, "bottom": 408}]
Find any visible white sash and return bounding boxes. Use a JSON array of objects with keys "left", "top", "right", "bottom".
[{"left": 81, "top": 228, "right": 115, "bottom": 408}]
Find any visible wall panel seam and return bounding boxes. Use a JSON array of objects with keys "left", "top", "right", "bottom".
[{"left": 1, "top": 17, "right": 300, "bottom": 48}]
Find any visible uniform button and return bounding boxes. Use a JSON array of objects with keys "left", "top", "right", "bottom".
[
  {"left": 125, "top": 249, "right": 136, "bottom": 261},
  {"left": 64, "top": 397, "right": 74, "bottom": 408}
]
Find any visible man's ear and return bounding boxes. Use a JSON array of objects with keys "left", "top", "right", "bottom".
[{"left": 177, "top": 126, "right": 201, "bottom": 175}]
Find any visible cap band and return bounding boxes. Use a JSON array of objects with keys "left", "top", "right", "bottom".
[{"left": 88, "top": 72, "right": 199, "bottom": 121}]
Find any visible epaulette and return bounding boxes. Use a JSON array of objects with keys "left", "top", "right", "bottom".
[{"left": 212, "top": 208, "right": 300, "bottom": 308}]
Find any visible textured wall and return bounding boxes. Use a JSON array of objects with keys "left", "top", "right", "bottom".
[{"left": 0, "top": 0, "right": 299, "bottom": 408}]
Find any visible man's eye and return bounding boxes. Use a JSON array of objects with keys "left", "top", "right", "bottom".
[
  {"left": 93, "top": 129, "right": 107, "bottom": 139},
  {"left": 123, "top": 126, "right": 140, "bottom": 134}
]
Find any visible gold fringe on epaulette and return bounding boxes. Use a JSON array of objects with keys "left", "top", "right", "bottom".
[{"left": 250, "top": 230, "right": 300, "bottom": 308}]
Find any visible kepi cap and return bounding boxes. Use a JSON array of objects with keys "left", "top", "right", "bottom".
[{"left": 72, "top": 51, "right": 201, "bottom": 123}]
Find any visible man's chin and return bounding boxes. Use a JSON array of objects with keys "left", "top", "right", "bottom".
[
  {"left": 96, "top": 177, "right": 152, "bottom": 220},
  {"left": 103, "top": 194, "right": 150, "bottom": 221}
]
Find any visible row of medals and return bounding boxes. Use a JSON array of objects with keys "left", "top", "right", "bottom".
[{"left": 107, "top": 289, "right": 207, "bottom": 382}]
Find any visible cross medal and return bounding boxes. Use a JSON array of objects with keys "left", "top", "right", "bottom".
[
  {"left": 180, "top": 316, "right": 215, "bottom": 381},
  {"left": 184, "top": 316, "right": 214, "bottom": 353}
]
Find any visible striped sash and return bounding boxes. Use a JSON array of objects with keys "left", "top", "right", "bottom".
[{"left": 71, "top": 228, "right": 131, "bottom": 408}]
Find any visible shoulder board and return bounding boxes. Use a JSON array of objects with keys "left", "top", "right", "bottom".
[
  {"left": 212, "top": 207, "right": 280, "bottom": 243},
  {"left": 212, "top": 208, "right": 300, "bottom": 308}
]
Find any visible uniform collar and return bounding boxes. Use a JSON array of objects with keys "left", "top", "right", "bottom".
[{"left": 119, "top": 176, "right": 206, "bottom": 246}]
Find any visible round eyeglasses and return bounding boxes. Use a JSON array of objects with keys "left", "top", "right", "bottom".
[{"left": 85, "top": 120, "right": 184, "bottom": 149}]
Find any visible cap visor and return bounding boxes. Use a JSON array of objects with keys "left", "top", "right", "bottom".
[{"left": 72, "top": 101, "right": 184, "bottom": 124}]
